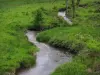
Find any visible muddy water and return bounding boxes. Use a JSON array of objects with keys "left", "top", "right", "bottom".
[
  {"left": 58, "top": 11, "right": 72, "bottom": 25},
  {"left": 18, "top": 31, "right": 72, "bottom": 75}
]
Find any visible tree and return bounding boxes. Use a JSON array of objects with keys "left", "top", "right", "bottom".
[
  {"left": 72, "top": 0, "right": 75, "bottom": 18},
  {"left": 77, "top": 0, "right": 81, "bottom": 7},
  {"left": 65, "top": 0, "right": 75, "bottom": 18},
  {"left": 53, "top": 0, "right": 78, "bottom": 18},
  {"left": 33, "top": 9, "right": 44, "bottom": 31},
  {"left": 66, "top": 0, "right": 69, "bottom": 15}
]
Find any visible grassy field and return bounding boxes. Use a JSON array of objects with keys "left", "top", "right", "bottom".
[
  {"left": 0, "top": 0, "right": 65, "bottom": 75},
  {"left": 36, "top": 0, "right": 100, "bottom": 75},
  {"left": 0, "top": 0, "right": 100, "bottom": 75}
]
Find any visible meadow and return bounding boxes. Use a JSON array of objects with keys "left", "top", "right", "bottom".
[
  {"left": 0, "top": 0, "right": 65, "bottom": 75},
  {"left": 36, "top": 0, "right": 100, "bottom": 75},
  {"left": 0, "top": 0, "right": 100, "bottom": 75}
]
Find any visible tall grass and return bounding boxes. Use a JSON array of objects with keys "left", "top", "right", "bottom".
[
  {"left": 52, "top": 62, "right": 88, "bottom": 75},
  {"left": 0, "top": 0, "right": 65, "bottom": 75},
  {"left": 37, "top": 0, "right": 100, "bottom": 75},
  {"left": 0, "top": 0, "right": 100, "bottom": 75}
]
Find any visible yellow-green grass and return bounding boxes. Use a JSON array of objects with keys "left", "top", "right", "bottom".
[
  {"left": 0, "top": 0, "right": 65, "bottom": 75},
  {"left": 37, "top": 0, "right": 100, "bottom": 75},
  {"left": 0, "top": 0, "right": 100, "bottom": 75}
]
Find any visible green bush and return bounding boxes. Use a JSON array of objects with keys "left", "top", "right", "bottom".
[{"left": 33, "top": 9, "right": 44, "bottom": 31}]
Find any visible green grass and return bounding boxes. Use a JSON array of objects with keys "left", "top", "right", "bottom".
[
  {"left": 0, "top": 0, "right": 65, "bottom": 75},
  {"left": 37, "top": 26, "right": 100, "bottom": 53},
  {"left": 0, "top": 0, "right": 100, "bottom": 75},
  {"left": 37, "top": 0, "right": 100, "bottom": 75},
  {"left": 52, "top": 62, "right": 88, "bottom": 75},
  {"left": 37, "top": 24, "right": 100, "bottom": 73}
]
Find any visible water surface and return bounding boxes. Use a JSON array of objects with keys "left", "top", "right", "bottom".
[
  {"left": 58, "top": 11, "right": 72, "bottom": 25},
  {"left": 18, "top": 31, "right": 72, "bottom": 75}
]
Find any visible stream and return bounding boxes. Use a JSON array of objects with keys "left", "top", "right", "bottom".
[
  {"left": 17, "top": 11, "right": 72, "bottom": 75},
  {"left": 17, "top": 31, "right": 72, "bottom": 75},
  {"left": 58, "top": 11, "right": 72, "bottom": 25}
]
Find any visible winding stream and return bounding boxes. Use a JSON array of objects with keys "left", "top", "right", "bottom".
[
  {"left": 17, "top": 11, "right": 72, "bottom": 75},
  {"left": 17, "top": 31, "right": 72, "bottom": 75}
]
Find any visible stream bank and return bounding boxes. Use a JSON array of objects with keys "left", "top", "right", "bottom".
[{"left": 17, "top": 30, "right": 72, "bottom": 75}]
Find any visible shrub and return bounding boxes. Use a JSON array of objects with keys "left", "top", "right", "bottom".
[{"left": 33, "top": 9, "right": 44, "bottom": 31}]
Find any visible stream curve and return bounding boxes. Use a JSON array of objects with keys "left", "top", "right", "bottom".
[{"left": 17, "top": 31, "right": 72, "bottom": 75}]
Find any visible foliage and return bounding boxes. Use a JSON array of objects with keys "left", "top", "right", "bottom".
[
  {"left": 0, "top": 0, "right": 65, "bottom": 75},
  {"left": 0, "top": 0, "right": 100, "bottom": 75},
  {"left": 37, "top": 0, "right": 100, "bottom": 75},
  {"left": 33, "top": 9, "right": 44, "bottom": 30}
]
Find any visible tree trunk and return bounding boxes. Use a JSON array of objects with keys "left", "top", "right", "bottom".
[
  {"left": 72, "top": 0, "right": 75, "bottom": 18},
  {"left": 66, "top": 0, "right": 69, "bottom": 15},
  {"left": 77, "top": 0, "right": 80, "bottom": 7}
]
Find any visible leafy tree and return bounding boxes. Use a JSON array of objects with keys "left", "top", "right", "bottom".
[
  {"left": 66, "top": 0, "right": 69, "bottom": 15},
  {"left": 77, "top": 0, "right": 81, "bottom": 7},
  {"left": 72, "top": 0, "right": 75, "bottom": 18},
  {"left": 33, "top": 9, "right": 44, "bottom": 30},
  {"left": 53, "top": 0, "right": 81, "bottom": 18}
]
